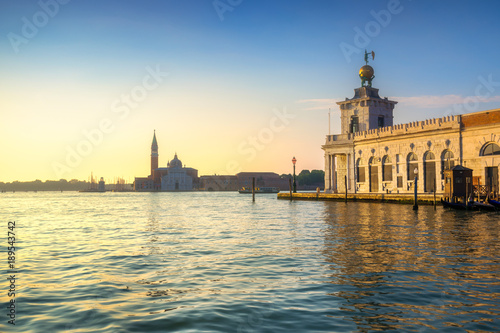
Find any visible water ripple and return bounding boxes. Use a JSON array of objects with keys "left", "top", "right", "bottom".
[{"left": 0, "top": 192, "right": 498, "bottom": 332}]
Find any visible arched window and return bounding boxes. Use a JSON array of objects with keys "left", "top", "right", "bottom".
[
  {"left": 382, "top": 155, "right": 392, "bottom": 181},
  {"left": 441, "top": 150, "right": 454, "bottom": 178},
  {"left": 407, "top": 152, "right": 418, "bottom": 180},
  {"left": 481, "top": 142, "right": 500, "bottom": 156},
  {"left": 356, "top": 158, "right": 365, "bottom": 182},
  {"left": 424, "top": 151, "right": 436, "bottom": 192},
  {"left": 424, "top": 151, "right": 435, "bottom": 160},
  {"left": 350, "top": 116, "right": 359, "bottom": 133}
]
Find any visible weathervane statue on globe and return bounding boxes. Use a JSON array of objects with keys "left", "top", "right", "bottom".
[{"left": 359, "top": 49, "right": 375, "bottom": 87}]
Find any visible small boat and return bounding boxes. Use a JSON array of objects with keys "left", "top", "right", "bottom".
[
  {"left": 239, "top": 187, "right": 280, "bottom": 194},
  {"left": 488, "top": 199, "right": 500, "bottom": 209},
  {"left": 471, "top": 202, "right": 497, "bottom": 212},
  {"left": 441, "top": 198, "right": 469, "bottom": 210}
]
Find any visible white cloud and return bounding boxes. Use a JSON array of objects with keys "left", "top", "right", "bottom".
[
  {"left": 295, "top": 98, "right": 340, "bottom": 111},
  {"left": 298, "top": 94, "right": 500, "bottom": 111},
  {"left": 391, "top": 94, "right": 500, "bottom": 109}
]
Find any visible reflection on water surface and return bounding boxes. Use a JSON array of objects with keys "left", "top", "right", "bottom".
[{"left": 0, "top": 192, "right": 498, "bottom": 332}]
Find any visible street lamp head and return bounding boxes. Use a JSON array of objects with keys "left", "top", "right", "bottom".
[{"left": 292, "top": 156, "right": 297, "bottom": 165}]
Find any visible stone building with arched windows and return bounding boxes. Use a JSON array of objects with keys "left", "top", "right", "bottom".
[{"left": 322, "top": 61, "right": 500, "bottom": 197}]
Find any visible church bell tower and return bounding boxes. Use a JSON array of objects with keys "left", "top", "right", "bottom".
[{"left": 151, "top": 130, "right": 158, "bottom": 176}]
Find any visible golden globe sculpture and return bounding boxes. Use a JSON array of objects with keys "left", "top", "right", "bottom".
[
  {"left": 360, "top": 50, "right": 376, "bottom": 87},
  {"left": 359, "top": 65, "right": 374, "bottom": 87},
  {"left": 359, "top": 65, "right": 374, "bottom": 79}
]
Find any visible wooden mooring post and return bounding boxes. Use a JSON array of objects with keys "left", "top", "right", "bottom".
[
  {"left": 413, "top": 175, "right": 418, "bottom": 211},
  {"left": 289, "top": 178, "right": 293, "bottom": 201},
  {"left": 433, "top": 188, "right": 436, "bottom": 210},
  {"left": 252, "top": 177, "right": 255, "bottom": 202},
  {"left": 345, "top": 175, "right": 348, "bottom": 203}
]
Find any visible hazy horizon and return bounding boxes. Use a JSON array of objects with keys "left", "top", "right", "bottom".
[{"left": 0, "top": 167, "right": 324, "bottom": 184}]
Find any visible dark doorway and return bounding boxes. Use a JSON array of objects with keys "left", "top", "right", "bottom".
[
  {"left": 356, "top": 159, "right": 366, "bottom": 183},
  {"left": 369, "top": 158, "right": 378, "bottom": 192},
  {"left": 382, "top": 155, "right": 392, "bottom": 181},
  {"left": 486, "top": 167, "right": 498, "bottom": 196},
  {"left": 175, "top": 181, "right": 179, "bottom": 190},
  {"left": 424, "top": 152, "right": 436, "bottom": 192}
]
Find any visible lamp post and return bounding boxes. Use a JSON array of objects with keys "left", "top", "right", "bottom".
[
  {"left": 413, "top": 167, "right": 418, "bottom": 210},
  {"left": 292, "top": 156, "right": 297, "bottom": 193}
]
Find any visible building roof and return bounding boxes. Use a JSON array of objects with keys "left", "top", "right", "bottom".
[
  {"left": 336, "top": 86, "right": 397, "bottom": 106},
  {"left": 200, "top": 175, "right": 237, "bottom": 178},
  {"left": 451, "top": 165, "right": 472, "bottom": 171},
  {"left": 169, "top": 153, "right": 183, "bottom": 168},
  {"left": 236, "top": 172, "right": 280, "bottom": 178},
  {"left": 461, "top": 108, "right": 500, "bottom": 128},
  {"left": 151, "top": 130, "right": 158, "bottom": 148}
]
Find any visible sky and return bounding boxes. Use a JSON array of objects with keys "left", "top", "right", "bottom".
[{"left": 1, "top": 0, "right": 500, "bottom": 182}]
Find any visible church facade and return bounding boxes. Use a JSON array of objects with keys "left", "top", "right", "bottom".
[
  {"left": 322, "top": 53, "right": 500, "bottom": 197},
  {"left": 134, "top": 132, "right": 198, "bottom": 191},
  {"left": 160, "top": 154, "right": 197, "bottom": 191}
]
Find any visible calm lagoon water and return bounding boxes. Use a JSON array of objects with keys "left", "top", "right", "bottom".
[{"left": 1, "top": 191, "right": 499, "bottom": 332}]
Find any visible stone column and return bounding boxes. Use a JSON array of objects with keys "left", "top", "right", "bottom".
[
  {"left": 332, "top": 155, "right": 337, "bottom": 192},
  {"left": 403, "top": 158, "right": 409, "bottom": 194},
  {"left": 434, "top": 158, "right": 439, "bottom": 194},
  {"left": 352, "top": 152, "right": 357, "bottom": 193},
  {"left": 324, "top": 154, "right": 330, "bottom": 192},
  {"left": 378, "top": 157, "right": 383, "bottom": 193},
  {"left": 417, "top": 160, "right": 424, "bottom": 194},
  {"left": 347, "top": 153, "right": 350, "bottom": 192}
]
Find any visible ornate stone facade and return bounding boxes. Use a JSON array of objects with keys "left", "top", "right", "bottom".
[
  {"left": 323, "top": 70, "right": 500, "bottom": 196},
  {"left": 161, "top": 154, "right": 197, "bottom": 191}
]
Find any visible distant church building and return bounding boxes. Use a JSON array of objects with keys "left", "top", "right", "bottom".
[
  {"left": 322, "top": 51, "right": 500, "bottom": 197},
  {"left": 161, "top": 154, "right": 197, "bottom": 191},
  {"left": 134, "top": 131, "right": 198, "bottom": 191}
]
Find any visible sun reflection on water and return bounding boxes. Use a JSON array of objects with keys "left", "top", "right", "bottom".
[{"left": 0, "top": 192, "right": 498, "bottom": 332}]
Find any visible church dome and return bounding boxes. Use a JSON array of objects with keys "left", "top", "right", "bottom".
[
  {"left": 169, "top": 153, "right": 183, "bottom": 168},
  {"left": 359, "top": 65, "right": 374, "bottom": 79}
]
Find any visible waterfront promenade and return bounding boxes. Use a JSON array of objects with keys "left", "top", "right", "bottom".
[{"left": 278, "top": 192, "right": 442, "bottom": 205}]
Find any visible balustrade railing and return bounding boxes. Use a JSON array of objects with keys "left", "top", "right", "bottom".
[{"left": 473, "top": 185, "right": 491, "bottom": 199}]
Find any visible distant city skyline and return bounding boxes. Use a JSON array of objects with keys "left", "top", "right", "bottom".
[{"left": 1, "top": 0, "right": 500, "bottom": 182}]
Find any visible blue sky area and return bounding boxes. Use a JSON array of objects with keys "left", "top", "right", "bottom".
[{"left": 1, "top": 0, "right": 499, "bottom": 181}]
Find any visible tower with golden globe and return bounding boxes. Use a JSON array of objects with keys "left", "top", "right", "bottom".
[
  {"left": 336, "top": 50, "right": 397, "bottom": 135},
  {"left": 323, "top": 51, "right": 398, "bottom": 194}
]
